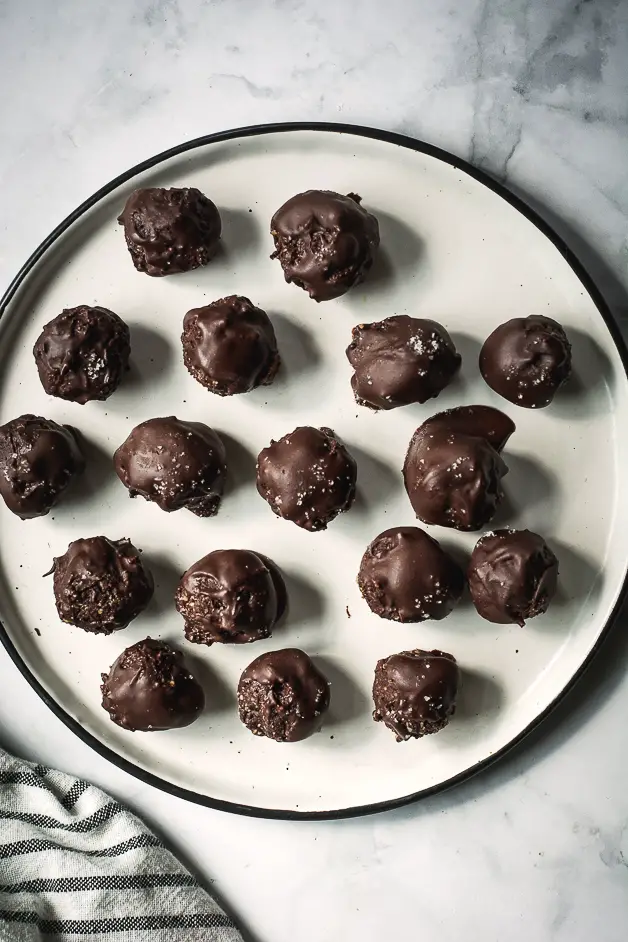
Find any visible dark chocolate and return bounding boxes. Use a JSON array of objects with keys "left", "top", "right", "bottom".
[
  {"left": 480, "top": 316, "right": 572, "bottom": 408},
  {"left": 182, "top": 295, "right": 280, "bottom": 396},
  {"left": 270, "top": 190, "right": 380, "bottom": 302},
  {"left": 50, "top": 536, "right": 153, "bottom": 634},
  {"left": 33, "top": 305, "right": 130, "bottom": 404},
  {"left": 176, "top": 549, "right": 285, "bottom": 645},
  {"left": 237, "top": 648, "right": 330, "bottom": 742},
  {"left": 117, "top": 187, "right": 221, "bottom": 276},
  {"left": 114, "top": 417, "right": 226, "bottom": 516},
  {"left": 0, "top": 415, "right": 85, "bottom": 519},
  {"left": 373, "top": 649, "right": 459, "bottom": 741},
  {"left": 468, "top": 528, "right": 559, "bottom": 625},
  {"left": 256, "top": 426, "right": 356, "bottom": 531},
  {"left": 358, "top": 526, "right": 463, "bottom": 622},
  {"left": 101, "top": 638, "right": 205, "bottom": 732},
  {"left": 346, "top": 316, "right": 461, "bottom": 410},
  {"left": 403, "top": 405, "right": 515, "bottom": 531}
]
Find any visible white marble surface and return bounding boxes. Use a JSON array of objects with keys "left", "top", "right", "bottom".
[{"left": 1, "top": 1, "right": 627, "bottom": 940}]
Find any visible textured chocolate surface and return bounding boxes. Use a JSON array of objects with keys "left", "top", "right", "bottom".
[
  {"left": 33, "top": 305, "right": 130, "bottom": 404},
  {"left": 373, "top": 649, "right": 459, "bottom": 742},
  {"left": 182, "top": 295, "right": 280, "bottom": 396},
  {"left": 480, "top": 315, "right": 572, "bottom": 408},
  {"left": 238, "top": 648, "right": 330, "bottom": 742},
  {"left": 0, "top": 415, "right": 85, "bottom": 519},
  {"left": 358, "top": 526, "right": 464, "bottom": 622},
  {"left": 117, "top": 186, "right": 221, "bottom": 276},
  {"left": 346, "top": 316, "right": 461, "bottom": 410},
  {"left": 51, "top": 536, "right": 153, "bottom": 634},
  {"left": 256, "top": 426, "right": 357, "bottom": 531},
  {"left": 403, "top": 405, "right": 515, "bottom": 531},
  {"left": 114, "top": 416, "right": 226, "bottom": 516},
  {"left": 176, "top": 549, "right": 285, "bottom": 645},
  {"left": 270, "top": 190, "right": 380, "bottom": 301},
  {"left": 101, "top": 638, "right": 205, "bottom": 732},
  {"left": 468, "top": 528, "right": 559, "bottom": 625}
]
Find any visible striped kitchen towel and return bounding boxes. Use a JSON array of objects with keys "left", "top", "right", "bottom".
[{"left": 0, "top": 749, "right": 243, "bottom": 941}]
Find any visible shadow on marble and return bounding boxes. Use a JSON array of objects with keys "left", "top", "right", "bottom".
[
  {"left": 366, "top": 209, "right": 424, "bottom": 297},
  {"left": 315, "top": 656, "right": 370, "bottom": 729}
]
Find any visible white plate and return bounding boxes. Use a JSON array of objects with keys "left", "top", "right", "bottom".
[{"left": 1, "top": 124, "right": 627, "bottom": 819}]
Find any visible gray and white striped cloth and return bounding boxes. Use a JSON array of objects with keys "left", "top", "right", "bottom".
[{"left": 0, "top": 749, "right": 242, "bottom": 942}]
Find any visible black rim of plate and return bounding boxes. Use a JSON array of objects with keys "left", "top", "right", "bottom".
[{"left": 1, "top": 121, "right": 627, "bottom": 820}]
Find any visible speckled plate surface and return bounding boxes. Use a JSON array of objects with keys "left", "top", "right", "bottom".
[{"left": 0, "top": 124, "right": 627, "bottom": 818}]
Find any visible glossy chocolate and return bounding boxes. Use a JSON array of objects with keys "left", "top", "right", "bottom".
[
  {"left": 182, "top": 295, "right": 280, "bottom": 396},
  {"left": 346, "top": 316, "right": 461, "bottom": 410},
  {"left": 114, "top": 417, "right": 226, "bottom": 517},
  {"left": 468, "top": 528, "right": 559, "bottom": 625},
  {"left": 373, "top": 649, "right": 459, "bottom": 742},
  {"left": 270, "top": 189, "right": 380, "bottom": 301},
  {"left": 237, "top": 648, "right": 330, "bottom": 742},
  {"left": 33, "top": 305, "right": 130, "bottom": 404}
]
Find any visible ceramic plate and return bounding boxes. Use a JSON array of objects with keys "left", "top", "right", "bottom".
[{"left": 1, "top": 124, "right": 627, "bottom": 819}]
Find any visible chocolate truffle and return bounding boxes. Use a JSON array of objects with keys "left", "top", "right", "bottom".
[
  {"left": 346, "top": 316, "right": 461, "bottom": 410},
  {"left": 480, "top": 315, "right": 572, "bottom": 408},
  {"left": 358, "top": 527, "right": 464, "bottom": 622},
  {"left": 182, "top": 295, "right": 280, "bottom": 396},
  {"left": 403, "top": 405, "right": 515, "bottom": 531},
  {"left": 237, "top": 648, "right": 330, "bottom": 742},
  {"left": 176, "top": 549, "right": 285, "bottom": 645},
  {"left": 50, "top": 536, "right": 154, "bottom": 634},
  {"left": 117, "top": 186, "right": 221, "bottom": 276},
  {"left": 101, "top": 638, "right": 205, "bottom": 732},
  {"left": 114, "top": 417, "right": 226, "bottom": 516},
  {"left": 373, "top": 649, "right": 459, "bottom": 742},
  {"left": 33, "top": 305, "right": 130, "bottom": 404},
  {"left": 270, "top": 190, "right": 380, "bottom": 302},
  {"left": 468, "top": 528, "right": 559, "bottom": 625},
  {"left": 0, "top": 415, "right": 85, "bottom": 519},
  {"left": 256, "top": 426, "right": 357, "bottom": 531}
]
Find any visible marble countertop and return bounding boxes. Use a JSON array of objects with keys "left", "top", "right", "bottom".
[{"left": 1, "top": 2, "right": 627, "bottom": 940}]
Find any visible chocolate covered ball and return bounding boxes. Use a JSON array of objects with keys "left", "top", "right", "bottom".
[
  {"left": 468, "top": 528, "right": 559, "bottom": 625},
  {"left": 403, "top": 405, "right": 515, "bottom": 531},
  {"left": 256, "top": 426, "right": 357, "bottom": 531},
  {"left": 33, "top": 305, "right": 130, "bottom": 404},
  {"left": 176, "top": 549, "right": 285, "bottom": 645},
  {"left": 480, "top": 315, "right": 572, "bottom": 408},
  {"left": 346, "top": 316, "right": 461, "bottom": 410},
  {"left": 237, "top": 648, "right": 330, "bottom": 742},
  {"left": 0, "top": 415, "right": 85, "bottom": 519},
  {"left": 101, "top": 638, "right": 205, "bottom": 732},
  {"left": 373, "top": 649, "right": 459, "bottom": 742},
  {"left": 182, "top": 295, "right": 280, "bottom": 396},
  {"left": 270, "top": 190, "right": 380, "bottom": 302},
  {"left": 117, "top": 186, "right": 221, "bottom": 276},
  {"left": 358, "top": 526, "right": 464, "bottom": 622},
  {"left": 114, "top": 417, "right": 226, "bottom": 517},
  {"left": 50, "top": 536, "right": 154, "bottom": 634}
]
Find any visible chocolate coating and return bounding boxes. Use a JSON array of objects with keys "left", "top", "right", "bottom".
[
  {"left": 114, "top": 417, "right": 226, "bottom": 516},
  {"left": 346, "top": 316, "right": 461, "bottom": 410},
  {"left": 468, "top": 528, "right": 559, "bottom": 625},
  {"left": 101, "top": 638, "right": 205, "bottom": 732},
  {"left": 0, "top": 415, "right": 85, "bottom": 519},
  {"left": 50, "top": 536, "right": 154, "bottom": 634},
  {"left": 117, "top": 187, "right": 221, "bottom": 276},
  {"left": 403, "top": 405, "right": 515, "bottom": 531},
  {"left": 373, "top": 649, "right": 459, "bottom": 742},
  {"left": 480, "top": 315, "right": 572, "bottom": 408},
  {"left": 237, "top": 648, "right": 330, "bottom": 742},
  {"left": 256, "top": 426, "right": 357, "bottom": 531},
  {"left": 270, "top": 190, "right": 380, "bottom": 302},
  {"left": 358, "top": 527, "right": 464, "bottom": 622},
  {"left": 182, "top": 295, "right": 280, "bottom": 396},
  {"left": 176, "top": 549, "right": 285, "bottom": 645},
  {"left": 33, "top": 305, "right": 130, "bottom": 404}
]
